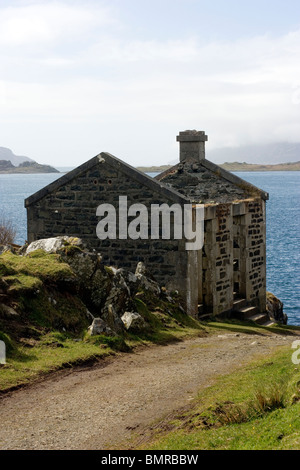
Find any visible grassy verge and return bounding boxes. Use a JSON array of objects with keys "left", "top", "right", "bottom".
[
  {"left": 136, "top": 344, "right": 300, "bottom": 450},
  {"left": 0, "top": 281, "right": 207, "bottom": 393},
  {"left": 1, "top": 245, "right": 300, "bottom": 458}
]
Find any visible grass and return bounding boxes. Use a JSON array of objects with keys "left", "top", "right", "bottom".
[
  {"left": 0, "top": 255, "right": 208, "bottom": 392},
  {"left": 0, "top": 331, "right": 117, "bottom": 392},
  {"left": 0, "top": 314, "right": 204, "bottom": 393},
  {"left": 1, "top": 249, "right": 300, "bottom": 449},
  {"left": 0, "top": 250, "right": 75, "bottom": 285},
  {"left": 136, "top": 346, "right": 300, "bottom": 450}
]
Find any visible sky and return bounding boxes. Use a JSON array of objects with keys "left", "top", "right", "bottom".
[{"left": 0, "top": 0, "right": 300, "bottom": 167}]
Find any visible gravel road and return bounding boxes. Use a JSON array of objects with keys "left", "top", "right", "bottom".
[{"left": 0, "top": 330, "right": 298, "bottom": 450}]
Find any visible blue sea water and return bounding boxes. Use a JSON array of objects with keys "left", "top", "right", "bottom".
[{"left": 0, "top": 170, "right": 299, "bottom": 325}]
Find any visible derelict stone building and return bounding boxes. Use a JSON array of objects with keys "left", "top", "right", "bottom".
[{"left": 25, "top": 130, "right": 269, "bottom": 320}]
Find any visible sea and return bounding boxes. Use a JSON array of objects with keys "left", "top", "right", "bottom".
[{"left": 0, "top": 169, "right": 299, "bottom": 325}]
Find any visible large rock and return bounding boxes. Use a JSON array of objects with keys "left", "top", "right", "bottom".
[
  {"left": 26, "top": 236, "right": 83, "bottom": 255},
  {"left": 103, "top": 269, "right": 133, "bottom": 315},
  {"left": 115, "top": 269, "right": 140, "bottom": 298},
  {"left": 135, "top": 262, "right": 160, "bottom": 295},
  {"left": 0, "top": 303, "right": 19, "bottom": 319},
  {"left": 101, "top": 304, "right": 124, "bottom": 334},
  {"left": 266, "top": 292, "right": 288, "bottom": 324},
  {"left": 121, "top": 311, "right": 148, "bottom": 332},
  {"left": 87, "top": 317, "right": 114, "bottom": 336}
]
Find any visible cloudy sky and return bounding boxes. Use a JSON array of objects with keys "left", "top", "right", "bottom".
[{"left": 0, "top": 0, "right": 300, "bottom": 167}]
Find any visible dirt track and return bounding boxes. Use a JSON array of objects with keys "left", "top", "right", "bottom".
[{"left": 0, "top": 330, "right": 298, "bottom": 450}]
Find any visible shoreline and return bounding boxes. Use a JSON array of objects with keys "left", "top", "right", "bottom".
[{"left": 137, "top": 162, "right": 300, "bottom": 173}]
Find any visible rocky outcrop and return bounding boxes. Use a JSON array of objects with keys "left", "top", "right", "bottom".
[
  {"left": 266, "top": 292, "right": 288, "bottom": 324},
  {"left": 24, "top": 236, "right": 177, "bottom": 335}
]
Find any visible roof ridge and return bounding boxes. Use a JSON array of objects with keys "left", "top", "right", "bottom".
[{"left": 25, "top": 152, "right": 190, "bottom": 208}]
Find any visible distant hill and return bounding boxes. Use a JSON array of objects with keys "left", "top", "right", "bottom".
[
  {"left": 136, "top": 165, "right": 172, "bottom": 173},
  {"left": 0, "top": 146, "right": 59, "bottom": 173},
  {"left": 137, "top": 161, "right": 300, "bottom": 173},
  {"left": 206, "top": 142, "right": 300, "bottom": 165},
  {"left": 0, "top": 147, "right": 34, "bottom": 166},
  {"left": 0, "top": 160, "right": 59, "bottom": 174},
  {"left": 220, "top": 161, "right": 300, "bottom": 171}
]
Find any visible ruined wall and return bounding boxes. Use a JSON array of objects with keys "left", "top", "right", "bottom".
[
  {"left": 202, "top": 204, "right": 233, "bottom": 315},
  {"left": 232, "top": 199, "right": 266, "bottom": 311},
  {"left": 242, "top": 199, "right": 266, "bottom": 311},
  {"left": 201, "top": 198, "right": 267, "bottom": 315}
]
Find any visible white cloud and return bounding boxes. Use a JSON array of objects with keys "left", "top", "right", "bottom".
[
  {"left": 0, "top": 2, "right": 117, "bottom": 47},
  {"left": 0, "top": 2, "right": 299, "bottom": 165}
]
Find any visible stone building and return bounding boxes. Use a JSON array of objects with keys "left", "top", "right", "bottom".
[{"left": 25, "top": 130, "right": 269, "bottom": 320}]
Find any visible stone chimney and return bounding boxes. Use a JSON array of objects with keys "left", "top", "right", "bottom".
[{"left": 176, "top": 130, "right": 208, "bottom": 163}]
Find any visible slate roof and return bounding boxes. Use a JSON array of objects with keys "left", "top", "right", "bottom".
[{"left": 156, "top": 159, "right": 269, "bottom": 203}]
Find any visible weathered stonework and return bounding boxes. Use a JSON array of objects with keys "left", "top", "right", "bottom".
[{"left": 25, "top": 130, "right": 269, "bottom": 318}]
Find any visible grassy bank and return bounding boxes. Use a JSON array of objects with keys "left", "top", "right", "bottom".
[
  {"left": 0, "top": 305, "right": 206, "bottom": 393},
  {"left": 136, "top": 340, "right": 300, "bottom": 450},
  {"left": 1, "top": 247, "right": 300, "bottom": 450},
  {"left": 0, "top": 248, "right": 207, "bottom": 392}
]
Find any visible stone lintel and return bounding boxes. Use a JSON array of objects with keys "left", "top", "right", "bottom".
[
  {"left": 204, "top": 204, "right": 217, "bottom": 220},
  {"left": 232, "top": 201, "right": 247, "bottom": 216}
]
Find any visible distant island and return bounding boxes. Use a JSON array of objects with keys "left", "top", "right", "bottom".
[
  {"left": 219, "top": 161, "right": 300, "bottom": 171},
  {"left": 0, "top": 146, "right": 59, "bottom": 174},
  {"left": 0, "top": 160, "right": 59, "bottom": 174},
  {"left": 137, "top": 161, "right": 300, "bottom": 173}
]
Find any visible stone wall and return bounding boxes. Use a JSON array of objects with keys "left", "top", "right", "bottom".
[
  {"left": 200, "top": 198, "right": 267, "bottom": 315},
  {"left": 232, "top": 199, "right": 266, "bottom": 311},
  {"left": 26, "top": 158, "right": 198, "bottom": 313},
  {"left": 26, "top": 154, "right": 267, "bottom": 318},
  {"left": 202, "top": 203, "right": 233, "bottom": 315},
  {"left": 243, "top": 199, "right": 266, "bottom": 310}
]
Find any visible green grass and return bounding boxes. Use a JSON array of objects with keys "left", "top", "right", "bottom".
[
  {"left": 0, "top": 331, "right": 116, "bottom": 391},
  {"left": 0, "top": 313, "right": 204, "bottom": 393},
  {"left": 137, "top": 346, "right": 300, "bottom": 450},
  {"left": 1, "top": 249, "right": 300, "bottom": 451},
  {"left": 132, "top": 296, "right": 206, "bottom": 344},
  {"left": 0, "top": 250, "right": 75, "bottom": 294}
]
